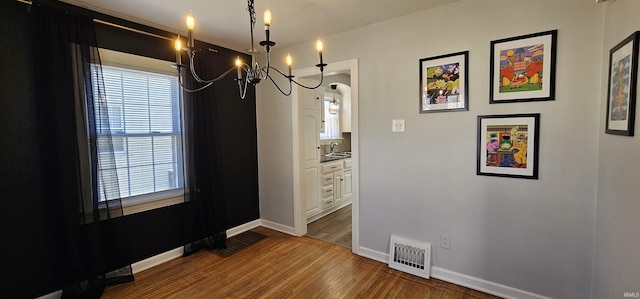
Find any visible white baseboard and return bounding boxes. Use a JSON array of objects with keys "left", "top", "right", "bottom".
[
  {"left": 36, "top": 290, "right": 62, "bottom": 299},
  {"left": 355, "top": 246, "right": 549, "bottom": 299},
  {"left": 227, "top": 219, "right": 261, "bottom": 237},
  {"left": 131, "top": 247, "right": 183, "bottom": 274},
  {"left": 259, "top": 219, "right": 297, "bottom": 235},
  {"left": 431, "top": 267, "right": 551, "bottom": 299},
  {"left": 357, "top": 246, "right": 388, "bottom": 263}
]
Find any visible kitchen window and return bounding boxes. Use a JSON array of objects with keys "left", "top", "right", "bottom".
[{"left": 320, "top": 98, "right": 340, "bottom": 140}]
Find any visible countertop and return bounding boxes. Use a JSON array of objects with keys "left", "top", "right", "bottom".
[{"left": 320, "top": 152, "right": 351, "bottom": 163}]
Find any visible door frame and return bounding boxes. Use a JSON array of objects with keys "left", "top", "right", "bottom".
[{"left": 291, "top": 59, "right": 360, "bottom": 253}]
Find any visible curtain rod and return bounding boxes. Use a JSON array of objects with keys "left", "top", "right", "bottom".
[
  {"left": 93, "top": 19, "right": 172, "bottom": 41},
  {"left": 17, "top": 0, "right": 174, "bottom": 42}
]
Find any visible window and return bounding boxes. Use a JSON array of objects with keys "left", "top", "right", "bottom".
[
  {"left": 320, "top": 98, "right": 340, "bottom": 139},
  {"left": 95, "top": 64, "right": 183, "bottom": 201}
]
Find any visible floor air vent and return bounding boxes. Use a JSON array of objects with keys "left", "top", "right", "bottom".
[{"left": 388, "top": 235, "right": 431, "bottom": 279}]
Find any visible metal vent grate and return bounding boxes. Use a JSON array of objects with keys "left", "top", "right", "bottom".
[{"left": 388, "top": 235, "right": 431, "bottom": 279}]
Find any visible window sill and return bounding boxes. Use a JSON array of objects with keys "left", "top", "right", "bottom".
[
  {"left": 121, "top": 189, "right": 185, "bottom": 216},
  {"left": 320, "top": 137, "right": 343, "bottom": 145}
]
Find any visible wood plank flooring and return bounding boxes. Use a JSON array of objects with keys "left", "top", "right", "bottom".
[
  {"left": 103, "top": 227, "right": 502, "bottom": 299},
  {"left": 307, "top": 204, "right": 352, "bottom": 248}
]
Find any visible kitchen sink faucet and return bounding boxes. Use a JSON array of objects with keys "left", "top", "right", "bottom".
[{"left": 330, "top": 141, "right": 338, "bottom": 153}]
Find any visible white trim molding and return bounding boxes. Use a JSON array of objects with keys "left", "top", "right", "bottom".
[
  {"left": 355, "top": 246, "right": 551, "bottom": 299},
  {"left": 132, "top": 247, "right": 183, "bottom": 274},
  {"left": 431, "top": 267, "right": 552, "bottom": 299},
  {"left": 227, "top": 219, "right": 261, "bottom": 237},
  {"left": 260, "top": 219, "right": 297, "bottom": 236}
]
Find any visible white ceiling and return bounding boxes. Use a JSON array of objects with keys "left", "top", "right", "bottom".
[{"left": 60, "top": 0, "right": 460, "bottom": 52}]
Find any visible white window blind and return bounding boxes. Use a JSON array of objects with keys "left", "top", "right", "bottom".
[
  {"left": 320, "top": 99, "right": 340, "bottom": 139},
  {"left": 95, "top": 65, "right": 183, "bottom": 201}
]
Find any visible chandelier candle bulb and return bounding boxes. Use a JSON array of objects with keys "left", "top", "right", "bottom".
[
  {"left": 175, "top": 37, "right": 182, "bottom": 65},
  {"left": 286, "top": 54, "right": 292, "bottom": 77},
  {"left": 316, "top": 40, "right": 323, "bottom": 64},
  {"left": 264, "top": 9, "right": 271, "bottom": 26},
  {"left": 186, "top": 13, "right": 195, "bottom": 48},
  {"left": 264, "top": 9, "right": 272, "bottom": 43},
  {"left": 235, "top": 57, "right": 242, "bottom": 80}
]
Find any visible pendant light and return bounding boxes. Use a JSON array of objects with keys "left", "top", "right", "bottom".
[{"left": 329, "top": 84, "right": 340, "bottom": 115}]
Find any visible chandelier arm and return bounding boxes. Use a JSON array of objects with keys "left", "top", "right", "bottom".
[
  {"left": 262, "top": 51, "right": 271, "bottom": 80},
  {"left": 266, "top": 65, "right": 325, "bottom": 90},
  {"left": 291, "top": 72, "right": 325, "bottom": 90},
  {"left": 267, "top": 65, "right": 288, "bottom": 78},
  {"left": 178, "top": 73, "right": 215, "bottom": 93},
  {"left": 237, "top": 76, "right": 250, "bottom": 100},
  {"left": 188, "top": 56, "right": 238, "bottom": 84},
  {"left": 266, "top": 74, "right": 292, "bottom": 96},
  {"left": 178, "top": 66, "right": 236, "bottom": 93}
]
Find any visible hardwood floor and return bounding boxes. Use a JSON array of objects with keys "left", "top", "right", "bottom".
[
  {"left": 307, "top": 204, "right": 352, "bottom": 248},
  {"left": 103, "top": 227, "right": 502, "bottom": 299}
]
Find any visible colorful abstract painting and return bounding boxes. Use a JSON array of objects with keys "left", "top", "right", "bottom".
[
  {"left": 609, "top": 54, "right": 631, "bottom": 121},
  {"left": 498, "top": 45, "right": 544, "bottom": 93},
  {"left": 485, "top": 124, "right": 529, "bottom": 168},
  {"left": 424, "top": 63, "right": 461, "bottom": 104}
]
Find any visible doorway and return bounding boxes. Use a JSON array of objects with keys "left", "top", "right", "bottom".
[
  {"left": 291, "top": 59, "right": 359, "bottom": 253},
  {"left": 307, "top": 203, "right": 352, "bottom": 248}
]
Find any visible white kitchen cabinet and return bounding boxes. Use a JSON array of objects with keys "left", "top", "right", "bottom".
[
  {"left": 305, "top": 167, "right": 321, "bottom": 217},
  {"left": 320, "top": 161, "right": 343, "bottom": 210},
  {"left": 321, "top": 161, "right": 343, "bottom": 174},
  {"left": 333, "top": 172, "right": 343, "bottom": 205},
  {"left": 343, "top": 159, "right": 352, "bottom": 201},
  {"left": 316, "top": 89, "right": 325, "bottom": 133},
  {"left": 301, "top": 83, "right": 322, "bottom": 218}
]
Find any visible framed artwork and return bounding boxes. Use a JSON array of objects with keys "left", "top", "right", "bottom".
[
  {"left": 490, "top": 30, "right": 557, "bottom": 103},
  {"left": 419, "top": 51, "right": 469, "bottom": 113},
  {"left": 477, "top": 113, "right": 540, "bottom": 179},
  {"left": 605, "top": 31, "right": 639, "bottom": 136}
]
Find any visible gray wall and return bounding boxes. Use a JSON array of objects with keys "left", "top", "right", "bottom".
[
  {"left": 593, "top": 1, "right": 640, "bottom": 298},
  {"left": 258, "top": 0, "right": 607, "bottom": 298},
  {"left": 256, "top": 81, "right": 295, "bottom": 226}
]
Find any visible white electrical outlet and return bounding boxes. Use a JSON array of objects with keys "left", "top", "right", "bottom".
[
  {"left": 392, "top": 119, "right": 405, "bottom": 132},
  {"left": 440, "top": 234, "right": 451, "bottom": 250}
]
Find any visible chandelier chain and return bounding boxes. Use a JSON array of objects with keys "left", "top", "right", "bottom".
[{"left": 247, "top": 0, "right": 256, "bottom": 28}]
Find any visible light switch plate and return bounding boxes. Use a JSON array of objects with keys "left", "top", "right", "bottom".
[{"left": 392, "top": 119, "right": 405, "bottom": 132}]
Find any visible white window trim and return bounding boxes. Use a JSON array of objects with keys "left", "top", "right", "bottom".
[{"left": 121, "top": 189, "right": 186, "bottom": 215}]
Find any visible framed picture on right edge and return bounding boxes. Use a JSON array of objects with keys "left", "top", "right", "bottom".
[{"left": 606, "top": 31, "right": 639, "bottom": 136}]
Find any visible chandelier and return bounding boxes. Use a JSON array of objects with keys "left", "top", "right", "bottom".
[{"left": 173, "top": 0, "right": 327, "bottom": 99}]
